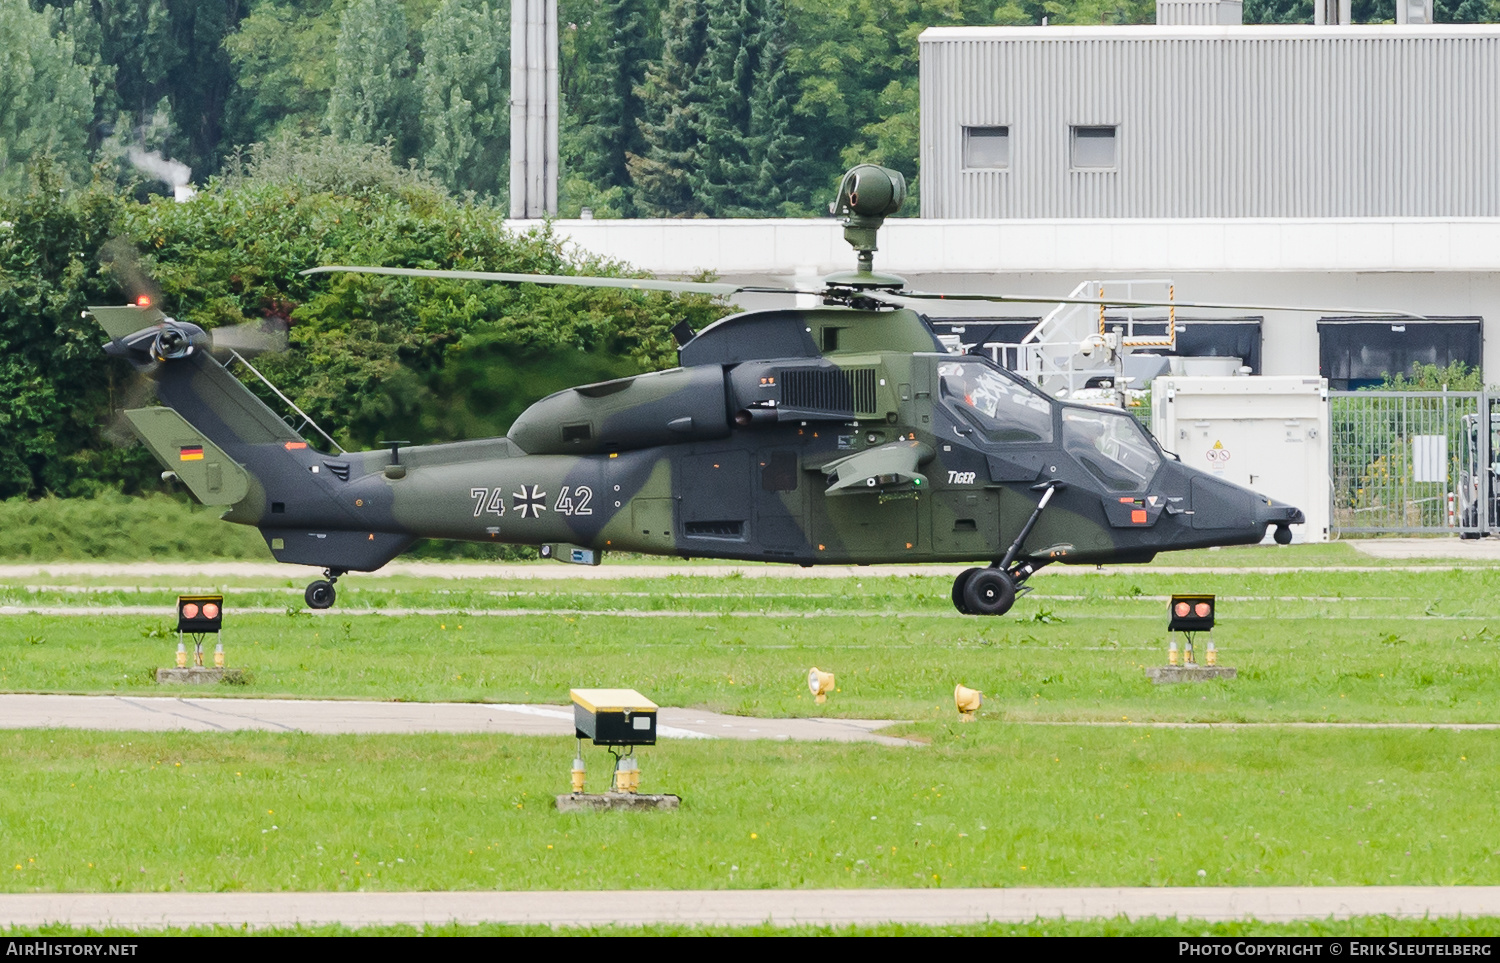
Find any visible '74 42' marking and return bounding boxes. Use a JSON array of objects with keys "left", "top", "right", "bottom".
[{"left": 470, "top": 485, "right": 593, "bottom": 518}]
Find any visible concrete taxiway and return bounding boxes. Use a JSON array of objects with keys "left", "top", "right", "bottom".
[
  {"left": 0, "top": 693, "right": 914, "bottom": 745},
  {"left": 4, "top": 886, "right": 1500, "bottom": 929}
]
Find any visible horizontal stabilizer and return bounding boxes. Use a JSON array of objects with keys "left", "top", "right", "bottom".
[
  {"left": 89, "top": 304, "right": 166, "bottom": 340},
  {"left": 124, "top": 407, "right": 251, "bottom": 506}
]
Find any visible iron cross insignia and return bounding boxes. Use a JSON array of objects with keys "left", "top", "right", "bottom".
[{"left": 513, "top": 484, "right": 548, "bottom": 518}]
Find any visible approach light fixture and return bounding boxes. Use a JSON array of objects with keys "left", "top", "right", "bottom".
[
  {"left": 1168, "top": 594, "right": 1214, "bottom": 634},
  {"left": 808, "top": 667, "right": 836, "bottom": 704},
  {"left": 177, "top": 595, "right": 223, "bottom": 634},
  {"left": 174, "top": 594, "right": 224, "bottom": 669}
]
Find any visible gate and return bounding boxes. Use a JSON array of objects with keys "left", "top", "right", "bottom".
[{"left": 1328, "top": 390, "right": 1495, "bottom": 536}]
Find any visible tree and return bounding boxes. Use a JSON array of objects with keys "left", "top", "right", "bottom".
[
  {"left": 628, "top": 0, "right": 711, "bottom": 216},
  {"left": 324, "top": 0, "right": 416, "bottom": 158},
  {"left": 0, "top": 158, "right": 139, "bottom": 497},
  {"left": 563, "top": 0, "right": 656, "bottom": 216},
  {"left": 742, "top": 0, "right": 807, "bottom": 214},
  {"left": 417, "top": 0, "right": 508, "bottom": 198},
  {"left": 223, "top": 0, "right": 341, "bottom": 147},
  {"left": 0, "top": 0, "right": 96, "bottom": 193},
  {"left": 630, "top": 0, "right": 808, "bottom": 217}
]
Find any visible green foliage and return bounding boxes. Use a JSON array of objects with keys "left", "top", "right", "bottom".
[
  {"left": 0, "top": 136, "right": 729, "bottom": 499},
  {"left": 1376, "top": 360, "right": 1486, "bottom": 391},
  {"left": 417, "top": 0, "right": 509, "bottom": 198},
  {"left": 0, "top": 491, "right": 270, "bottom": 559},
  {"left": 128, "top": 135, "right": 725, "bottom": 449},
  {"left": 0, "top": 0, "right": 95, "bottom": 192},
  {"left": 222, "top": 0, "right": 342, "bottom": 146},
  {"left": 562, "top": 0, "right": 657, "bottom": 217},
  {"left": 628, "top": 0, "right": 710, "bottom": 215},
  {"left": 0, "top": 159, "right": 155, "bottom": 498},
  {"left": 626, "top": 0, "right": 808, "bottom": 217},
  {"left": 324, "top": 0, "right": 417, "bottom": 157}
]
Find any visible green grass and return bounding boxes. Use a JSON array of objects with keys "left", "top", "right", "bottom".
[
  {"left": 3, "top": 725, "right": 1498, "bottom": 894},
  {"left": 0, "top": 494, "right": 270, "bottom": 561},
  {"left": 3, "top": 548, "right": 1499, "bottom": 925},
  {"left": 3, "top": 561, "right": 1500, "bottom": 722},
  {"left": 11, "top": 917, "right": 1500, "bottom": 936}
]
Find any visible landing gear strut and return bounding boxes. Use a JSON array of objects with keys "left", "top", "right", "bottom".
[
  {"left": 951, "top": 481, "right": 1063, "bottom": 617},
  {"left": 305, "top": 568, "right": 345, "bottom": 610}
]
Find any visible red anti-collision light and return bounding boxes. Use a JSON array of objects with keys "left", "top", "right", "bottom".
[{"left": 136, "top": 295, "right": 151, "bottom": 307}]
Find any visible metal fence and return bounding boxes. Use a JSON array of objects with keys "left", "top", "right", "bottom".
[{"left": 1329, "top": 390, "right": 1497, "bottom": 536}]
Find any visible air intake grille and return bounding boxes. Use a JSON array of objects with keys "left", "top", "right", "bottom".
[{"left": 780, "top": 367, "right": 878, "bottom": 415}]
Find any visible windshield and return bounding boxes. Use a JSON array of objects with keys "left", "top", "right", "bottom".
[
  {"left": 1060, "top": 406, "right": 1161, "bottom": 492},
  {"left": 938, "top": 359, "right": 1054, "bottom": 442}
]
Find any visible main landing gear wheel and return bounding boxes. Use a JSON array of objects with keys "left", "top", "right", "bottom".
[
  {"left": 305, "top": 579, "right": 336, "bottom": 609},
  {"left": 951, "top": 567, "right": 981, "bottom": 614},
  {"left": 962, "top": 568, "right": 1017, "bottom": 617}
]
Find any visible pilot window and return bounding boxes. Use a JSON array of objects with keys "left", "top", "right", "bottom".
[
  {"left": 938, "top": 360, "right": 1054, "bottom": 442},
  {"left": 1061, "top": 407, "right": 1161, "bottom": 493}
]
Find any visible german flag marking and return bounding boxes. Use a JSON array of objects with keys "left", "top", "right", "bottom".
[{"left": 179, "top": 446, "right": 204, "bottom": 461}]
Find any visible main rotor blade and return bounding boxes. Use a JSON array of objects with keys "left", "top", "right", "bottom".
[
  {"left": 301, "top": 265, "right": 810, "bottom": 299},
  {"left": 890, "top": 289, "right": 1426, "bottom": 320}
]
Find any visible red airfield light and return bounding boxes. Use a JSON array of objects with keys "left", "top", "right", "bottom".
[
  {"left": 177, "top": 595, "right": 223, "bottom": 634},
  {"left": 1168, "top": 594, "right": 1214, "bottom": 633}
]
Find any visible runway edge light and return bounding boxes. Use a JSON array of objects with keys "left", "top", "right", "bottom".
[
  {"left": 808, "top": 667, "right": 835, "bottom": 704},
  {"left": 955, "top": 684, "right": 983, "bottom": 721}
]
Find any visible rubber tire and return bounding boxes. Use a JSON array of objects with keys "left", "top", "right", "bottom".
[
  {"left": 962, "top": 568, "right": 1017, "bottom": 617},
  {"left": 305, "top": 580, "right": 336, "bottom": 610},
  {"left": 951, "top": 568, "right": 981, "bottom": 614}
]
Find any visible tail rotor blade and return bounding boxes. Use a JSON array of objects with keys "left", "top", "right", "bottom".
[{"left": 212, "top": 318, "right": 289, "bottom": 356}]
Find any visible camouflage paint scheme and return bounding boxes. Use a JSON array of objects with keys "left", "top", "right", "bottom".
[{"left": 94, "top": 300, "right": 1302, "bottom": 610}]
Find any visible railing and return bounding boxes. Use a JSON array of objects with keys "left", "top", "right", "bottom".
[{"left": 225, "top": 350, "right": 347, "bottom": 454}]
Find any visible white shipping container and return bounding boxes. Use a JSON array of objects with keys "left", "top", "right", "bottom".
[{"left": 1150, "top": 376, "right": 1330, "bottom": 543}]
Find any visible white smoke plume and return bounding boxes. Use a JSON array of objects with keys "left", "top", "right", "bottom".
[{"left": 127, "top": 147, "right": 196, "bottom": 202}]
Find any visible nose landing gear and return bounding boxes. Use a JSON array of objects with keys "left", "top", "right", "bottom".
[
  {"left": 304, "top": 568, "right": 345, "bottom": 609},
  {"left": 953, "top": 479, "right": 1062, "bottom": 616},
  {"left": 952, "top": 561, "right": 1047, "bottom": 616}
]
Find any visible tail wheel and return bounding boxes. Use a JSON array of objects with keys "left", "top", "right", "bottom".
[
  {"left": 962, "top": 568, "right": 1017, "bottom": 617},
  {"left": 305, "top": 580, "right": 336, "bottom": 610},
  {"left": 951, "top": 568, "right": 981, "bottom": 614}
]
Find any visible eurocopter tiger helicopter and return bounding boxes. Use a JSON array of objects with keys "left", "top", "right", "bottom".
[{"left": 93, "top": 164, "right": 1321, "bottom": 614}]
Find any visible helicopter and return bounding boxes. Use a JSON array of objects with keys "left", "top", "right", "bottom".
[{"left": 91, "top": 163, "right": 1329, "bottom": 614}]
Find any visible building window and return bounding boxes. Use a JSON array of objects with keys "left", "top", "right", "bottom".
[
  {"left": 1318, "top": 318, "right": 1482, "bottom": 390},
  {"left": 1071, "top": 125, "right": 1117, "bottom": 171},
  {"left": 963, "top": 126, "right": 1010, "bottom": 170}
]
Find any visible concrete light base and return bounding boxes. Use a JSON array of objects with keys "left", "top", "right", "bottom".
[
  {"left": 1146, "top": 665, "right": 1237, "bottom": 684},
  {"left": 156, "top": 667, "right": 246, "bottom": 685},
  {"left": 554, "top": 793, "right": 680, "bottom": 813}
]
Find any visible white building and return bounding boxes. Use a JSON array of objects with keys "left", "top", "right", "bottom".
[{"left": 523, "top": 13, "right": 1500, "bottom": 390}]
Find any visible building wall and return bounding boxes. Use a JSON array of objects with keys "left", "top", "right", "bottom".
[
  {"left": 919, "top": 25, "right": 1500, "bottom": 219},
  {"left": 529, "top": 216, "right": 1500, "bottom": 380}
]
